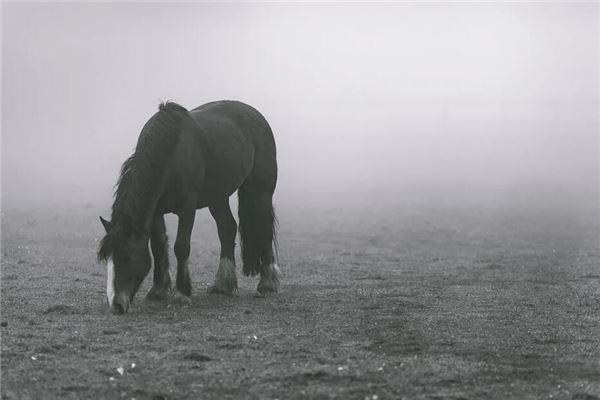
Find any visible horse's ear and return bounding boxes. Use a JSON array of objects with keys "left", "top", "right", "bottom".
[{"left": 99, "top": 216, "right": 111, "bottom": 233}]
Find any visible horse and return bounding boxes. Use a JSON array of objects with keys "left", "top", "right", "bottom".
[{"left": 97, "top": 100, "right": 280, "bottom": 314}]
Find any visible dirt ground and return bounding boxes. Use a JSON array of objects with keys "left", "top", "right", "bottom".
[{"left": 1, "top": 196, "right": 599, "bottom": 400}]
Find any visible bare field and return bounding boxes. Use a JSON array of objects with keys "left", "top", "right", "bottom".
[{"left": 1, "top": 198, "right": 599, "bottom": 400}]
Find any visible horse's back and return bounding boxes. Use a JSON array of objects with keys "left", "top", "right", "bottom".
[
  {"left": 186, "top": 100, "right": 276, "bottom": 204},
  {"left": 190, "top": 100, "right": 274, "bottom": 143},
  {"left": 191, "top": 100, "right": 264, "bottom": 121}
]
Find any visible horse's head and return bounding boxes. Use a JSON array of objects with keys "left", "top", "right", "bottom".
[{"left": 98, "top": 216, "right": 151, "bottom": 314}]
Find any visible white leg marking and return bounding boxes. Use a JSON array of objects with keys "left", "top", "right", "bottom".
[
  {"left": 210, "top": 258, "right": 238, "bottom": 293},
  {"left": 269, "top": 263, "right": 281, "bottom": 277},
  {"left": 106, "top": 258, "right": 115, "bottom": 307},
  {"left": 258, "top": 263, "right": 281, "bottom": 293}
]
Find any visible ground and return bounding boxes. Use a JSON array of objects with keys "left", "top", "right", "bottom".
[{"left": 1, "top": 197, "right": 599, "bottom": 400}]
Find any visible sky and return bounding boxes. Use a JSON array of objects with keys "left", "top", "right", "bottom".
[{"left": 2, "top": 2, "right": 598, "bottom": 210}]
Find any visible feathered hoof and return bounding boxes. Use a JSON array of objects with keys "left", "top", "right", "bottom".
[
  {"left": 257, "top": 263, "right": 281, "bottom": 294},
  {"left": 146, "top": 286, "right": 170, "bottom": 301},
  {"left": 208, "top": 258, "right": 238, "bottom": 296},
  {"left": 171, "top": 290, "right": 192, "bottom": 306}
]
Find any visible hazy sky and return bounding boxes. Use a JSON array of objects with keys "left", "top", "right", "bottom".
[{"left": 2, "top": 2, "right": 598, "bottom": 209}]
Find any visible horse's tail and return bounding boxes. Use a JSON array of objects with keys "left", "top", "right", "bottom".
[{"left": 238, "top": 187, "right": 278, "bottom": 276}]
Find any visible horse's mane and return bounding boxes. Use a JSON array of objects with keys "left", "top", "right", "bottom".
[{"left": 98, "top": 101, "right": 189, "bottom": 261}]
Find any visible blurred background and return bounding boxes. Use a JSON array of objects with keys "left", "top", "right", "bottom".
[{"left": 2, "top": 2, "right": 598, "bottom": 214}]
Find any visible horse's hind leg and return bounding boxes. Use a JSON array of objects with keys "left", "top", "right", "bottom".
[
  {"left": 255, "top": 191, "right": 280, "bottom": 294},
  {"left": 146, "top": 215, "right": 172, "bottom": 301},
  {"left": 207, "top": 199, "right": 238, "bottom": 295},
  {"left": 172, "top": 205, "right": 196, "bottom": 305},
  {"left": 239, "top": 186, "right": 280, "bottom": 294}
]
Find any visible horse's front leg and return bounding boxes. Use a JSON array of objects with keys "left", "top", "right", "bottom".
[
  {"left": 207, "top": 200, "right": 238, "bottom": 295},
  {"left": 173, "top": 205, "right": 196, "bottom": 305},
  {"left": 146, "top": 215, "right": 171, "bottom": 301}
]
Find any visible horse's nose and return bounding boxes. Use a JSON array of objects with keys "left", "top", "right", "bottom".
[
  {"left": 111, "top": 294, "right": 130, "bottom": 315},
  {"left": 112, "top": 302, "right": 126, "bottom": 315}
]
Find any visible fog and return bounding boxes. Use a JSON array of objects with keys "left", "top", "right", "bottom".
[{"left": 2, "top": 3, "right": 598, "bottom": 213}]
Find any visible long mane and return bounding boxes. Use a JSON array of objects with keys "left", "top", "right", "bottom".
[{"left": 98, "top": 101, "right": 189, "bottom": 261}]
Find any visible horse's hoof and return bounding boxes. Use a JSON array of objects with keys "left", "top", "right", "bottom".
[
  {"left": 209, "top": 258, "right": 238, "bottom": 296},
  {"left": 207, "top": 285, "right": 236, "bottom": 296},
  {"left": 146, "top": 286, "right": 170, "bottom": 301},
  {"left": 171, "top": 291, "right": 192, "bottom": 306},
  {"left": 257, "top": 263, "right": 281, "bottom": 294}
]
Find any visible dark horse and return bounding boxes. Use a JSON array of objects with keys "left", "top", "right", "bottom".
[{"left": 98, "top": 100, "right": 279, "bottom": 314}]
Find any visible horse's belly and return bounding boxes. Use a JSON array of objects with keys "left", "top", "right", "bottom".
[
  {"left": 199, "top": 160, "right": 252, "bottom": 205},
  {"left": 199, "top": 133, "right": 254, "bottom": 202}
]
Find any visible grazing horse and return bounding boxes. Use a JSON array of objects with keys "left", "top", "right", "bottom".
[{"left": 97, "top": 100, "right": 280, "bottom": 314}]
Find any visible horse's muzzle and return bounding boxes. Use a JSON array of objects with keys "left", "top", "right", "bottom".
[{"left": 110, "top": 293, "right": 130, "bottom": 315}]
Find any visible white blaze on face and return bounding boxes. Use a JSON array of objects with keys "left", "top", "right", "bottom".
[{"left": 106, "top": 258, "right": 115, "bottom": 307}]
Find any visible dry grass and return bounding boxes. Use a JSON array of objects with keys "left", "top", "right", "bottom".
[{"left": 1, "top": 199, "right": 599, "bottom": 399}]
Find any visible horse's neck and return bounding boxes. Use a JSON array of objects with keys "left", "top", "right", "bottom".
[
  {"left": 136, "top": 185, "right": 164, "bottom": 233},
  {"left": 115, "top": 178, "right": 165, "bottom": 236}
]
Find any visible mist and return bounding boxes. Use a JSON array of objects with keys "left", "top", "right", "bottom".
[{"left": 2, "top": 2, "right": 598, "bottom": 213}]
